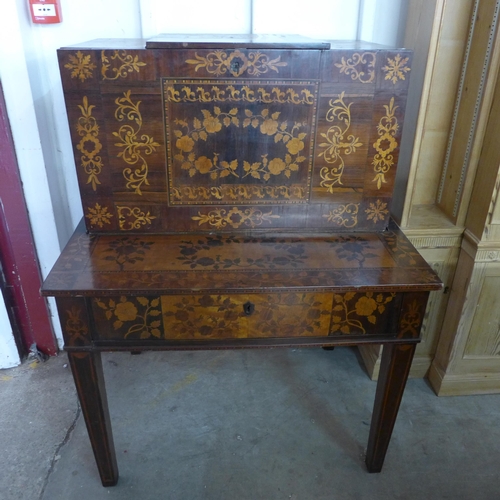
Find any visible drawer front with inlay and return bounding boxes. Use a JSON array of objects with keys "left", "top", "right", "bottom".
[{"left": 85, "top": 291, "right": 401, "bottom": 342}]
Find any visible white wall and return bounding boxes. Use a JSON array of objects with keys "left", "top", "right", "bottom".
[
  {"left": 359, "top": 0, "right": 409, "bottom": 46},
  {"left": 253, "top": 0, "right": 361, "bottom": 40},
  {"left": 0, "top": 292, "right": 20, "bottom": 368},
  {"left": 140, "top": 0, "right": 252, "bottom": 37},
  {"left": 0, "top": 0, "right": 406, "bottom": 363}
]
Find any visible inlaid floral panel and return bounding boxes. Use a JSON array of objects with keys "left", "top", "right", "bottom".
[{"left": 163, "top": 79, "right": 319, "bottom": 205}]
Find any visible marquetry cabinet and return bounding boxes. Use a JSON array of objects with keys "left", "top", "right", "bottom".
[{"left": 43, "top": 34, "right": 441, "bottom": 485}]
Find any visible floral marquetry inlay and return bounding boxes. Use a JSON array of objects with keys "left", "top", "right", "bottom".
[
  {"left": 365, "top": 200, "right": 389, "bottom": 224},
  {"left": 398, "top": 299, "right": 423, "bottom": 339},
  {"left": 372, "top": 98, "right": 399, "bottom": 189},
  {"left": 76, "top": 97, "right": 104, "bottom": 190},
  {"left": 186, "top": 50, "right": 287, "bottom": 77},
  {"left": 171, "top": 106, "right": 308, "bottom": 181},
  {"left": 101, "top": 50, "right": 146, "bottom": 80},
  {"left": 175, "top": 235, "right": 308, "bottom": 271},
  {"left": 86, "top": 203, "right": 113, "bottom": 228},
  {"left": 95, "top": 296, "right": 162, "bottom": 339},
  {"left": 331, "top": 292, "right": 395, "bottom": 334},
  {"left": 65, "top": 51, "right": 96, "bottom": 81},
  {"left": 382, "top": 54, "right": 411, "bottom": 84},
  {"left": 64, "top": 306, "right": 89, "bottom": 345},
  {"left": 165, "top": 80, "right": 318, "bottom": 206},
  {"left": 101, "top": 237, "right": 154, "bottom": 271}
]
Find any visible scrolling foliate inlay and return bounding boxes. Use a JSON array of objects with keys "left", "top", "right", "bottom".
[
  {"left": 335, "top": 52, "right": 376, "bottom": 83},
  {"left": 165, "top": 84, "right": 315, "bottom": 105},
  {"left": 186, "top": 50, "right": 287, "bottom": 77},
  {"left": 113, "top": 91, "right": 160, "bottom": 195},
  {"left": 322, "top": 204, "right": 359, "bottom": 228},
  {"left": 372, "top": 98, "right": 399, "bottom": 189},
  {"left": 382, "top": 54, "right": 411, "bottom": 84},
  {"left": 318, "top": 92, "right": 362, "bottom": 192},
  {"left": 117, "top": 206, "right": 156, "bottom": 230},
  {"left": 65, "top": 51, "right": 96, "bottom": 81},
  {"left": 192, "top": 207, "right": 280, "bottom": 229},
  {"left": 76, "top": 97, "right": 103, "bottom": 190},
  {"left": 101, "top": 50, "right": 146, "bottom": 80},
  {"left": 171, "top": 185, "right": 305, "bottom": 203}
]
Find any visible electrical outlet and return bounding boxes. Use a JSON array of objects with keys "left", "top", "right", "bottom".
[{"left": 32, "top": 4, "right": 57, "bottom": 17}]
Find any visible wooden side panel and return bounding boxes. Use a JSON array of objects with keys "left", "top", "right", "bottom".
[
  {"left": 437, "top": 0, "right": 500, "bottom": 224},
  {"left": 464, "top": 272, "right": 500, "bottom": 357}
]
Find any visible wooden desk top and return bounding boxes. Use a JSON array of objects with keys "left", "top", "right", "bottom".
[{"left": 42, "top": 219, "right": 441, "bottom": 297}]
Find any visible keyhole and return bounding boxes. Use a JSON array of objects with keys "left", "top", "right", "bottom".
[
  {"left": 231, "top": 61, "right": 240, "bottom": 74},
  {"left": 243, "top": 301, "right": 255, "bottom": 316}
]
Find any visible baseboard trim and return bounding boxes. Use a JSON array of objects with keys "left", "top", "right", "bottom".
[{"left": 428, "top": 361, "right": 500, "bottom": 395}]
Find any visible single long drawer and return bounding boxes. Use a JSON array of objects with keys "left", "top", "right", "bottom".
[{"left": 58, "top": 291, "right": 402, "bottom": 344}]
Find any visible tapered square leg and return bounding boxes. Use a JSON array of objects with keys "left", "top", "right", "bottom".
[
  {"left": 68, "top": 351, "right": 119, "bottom": 486},
  {"left": 366, "top": 343, "right": 416, "bottom": 473}
]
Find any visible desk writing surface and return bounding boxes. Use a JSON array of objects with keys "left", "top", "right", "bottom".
[{"left": 42, "top": 220, "right": 441, "bottom": 297}]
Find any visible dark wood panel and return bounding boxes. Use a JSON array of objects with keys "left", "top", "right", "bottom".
[
  {"left": 56, "top": 41, "right": 412, "bottom": 235},
  {"left": 146, "top": 34, "right": 330, "bottom": 50}
]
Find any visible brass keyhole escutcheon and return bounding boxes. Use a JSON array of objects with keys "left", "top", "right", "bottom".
[{"left": 243, "top": 301, "right": 255, "bottom": 316}]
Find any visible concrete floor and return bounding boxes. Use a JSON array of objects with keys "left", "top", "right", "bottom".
[{"left": 1, "top": 347, "right": 499, "bottom": 500}]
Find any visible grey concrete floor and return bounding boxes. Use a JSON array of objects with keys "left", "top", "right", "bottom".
[{"left": 1, "top": 347, "right": 500, "bottom": 500}]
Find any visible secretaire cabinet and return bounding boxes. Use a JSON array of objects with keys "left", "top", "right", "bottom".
[{"left": 42, "top": 35, "right": 442, "bottom": 485}]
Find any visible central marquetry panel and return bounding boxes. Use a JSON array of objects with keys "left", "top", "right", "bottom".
[{"left": 162, "top": 79, "right": 319, "bottom": 205}]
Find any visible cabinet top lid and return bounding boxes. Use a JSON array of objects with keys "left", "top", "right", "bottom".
[{"left": 145, "top": 33, "right": 331, "bottom": 50}]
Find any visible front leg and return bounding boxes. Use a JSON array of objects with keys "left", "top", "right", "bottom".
[
  {"left": 365, "top": 342, "right": 416, "bottom": 473},
  {"left": 68, "top": 351, "right": 119, "bottom": 486}
]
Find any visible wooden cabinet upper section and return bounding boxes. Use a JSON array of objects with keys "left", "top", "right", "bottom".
[{"left": 58, "top": 35, "right": 412, "bottom": 234}]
